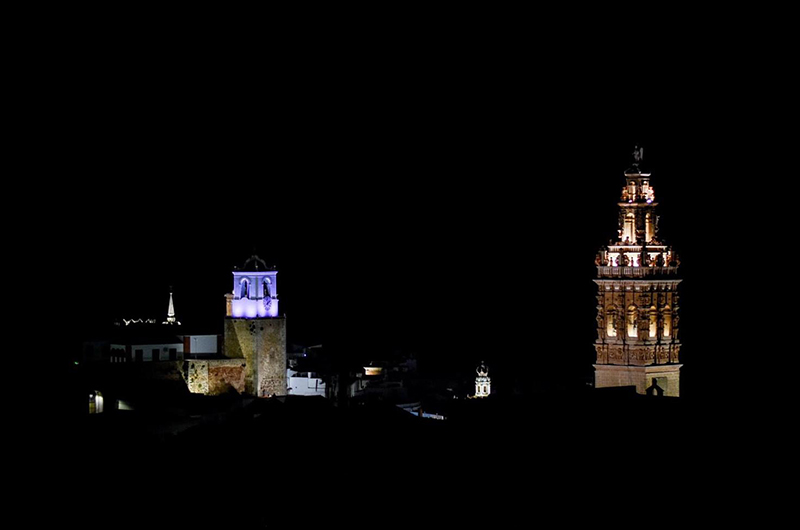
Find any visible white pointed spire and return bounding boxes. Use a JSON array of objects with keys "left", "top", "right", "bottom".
[{"left": 164, "top": 288, "right": 180, "bottom": 325}]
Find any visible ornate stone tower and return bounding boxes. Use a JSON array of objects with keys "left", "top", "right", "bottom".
[
  {"left": 223, "top": 255, "right": 286, "bottom": 397},
  {"left": 593, "top": 148, "right": 682, "bottom": 397}
]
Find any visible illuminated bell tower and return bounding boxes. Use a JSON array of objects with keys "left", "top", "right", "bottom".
[
  {"left": 593, "top": 148, "right": 683, "bottom": 397},
  {"left": 224, "top": 255, "right": 286, "bottom": 397},
  {"left": 475, "top": 362, "right": 491, "bottom": 398}
]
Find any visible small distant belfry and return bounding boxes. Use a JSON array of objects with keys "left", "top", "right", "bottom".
[
  {"left": 223, "top": 255, "right": 286, "bottom": 397},
  {"left": 475, "top": 362, "right": 491, "bottom": 398},
  {"left": 593, "top": 147, "right": 683, "bottom": 397}
]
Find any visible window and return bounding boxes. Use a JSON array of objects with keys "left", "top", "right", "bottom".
[
  {"left": 152, "top": 348, "right": 160, "bottom": 362},
  {"left": 663, "top": 307, "right": 672, "bottom": 338},
  {"left": 624, "top": 213, "right": 636, "bottom": 243},
  {"left": 240, "top": 279, "right": 250, "bottom": 299},
  {"left": 649, "top": 307, "right": 658, "bottom": 338},
  {"left": 627, "top": 305, "right": 638, "bottom": 338},
  {"left": 606, "top": 306, "right": 617, "bottom": 337}
]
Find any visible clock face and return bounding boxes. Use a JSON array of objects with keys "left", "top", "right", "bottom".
[{"left": 263, "top": 296, "right": 272, "bottom": 311}]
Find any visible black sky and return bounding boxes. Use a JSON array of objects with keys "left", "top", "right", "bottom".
[{"left": 28, "top": 22, "right": 782, "bottom": 404}]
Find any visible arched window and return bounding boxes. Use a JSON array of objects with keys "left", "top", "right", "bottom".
[
  {"left": 262, "top": 278, "right": 271, "bottom": 299},
  {"left": 624, "top": 213, "right": 636, "bottom": 243},
  {"left": 606, "top": 306, "right": 617, "bottom": 337},
  {"left": 649, "top": 306, "right": 658, "bottom": 338},
  {"left": 240, "top": 279, "right": 250, "bottom": 299},
  {"left": 663, "top": 307, "right": 672, "bottom": 338},
  {"left": 627, "top": 305, "right": 638, "bottom": 338}
]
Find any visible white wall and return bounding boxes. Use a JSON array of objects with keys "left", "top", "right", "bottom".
[
  {"left": 287, "top": 369, "right": 326, "bottom": 397},
  {"left": 184, "top": 335, "right": 218, "bottom": 355},
  {"left": 111, "top": 343, "right": 184, "bottom": 361}
]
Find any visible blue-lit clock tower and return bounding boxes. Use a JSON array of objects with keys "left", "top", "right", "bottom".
[{"left": 224, "top": 255, "right": 287, "bottom": 397}]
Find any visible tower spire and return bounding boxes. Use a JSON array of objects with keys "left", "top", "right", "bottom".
[{"left": 165, "top": 287, "right": 179, "bottom": 325}]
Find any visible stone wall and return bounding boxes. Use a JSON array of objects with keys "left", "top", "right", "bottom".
[
  {"left": 184, "top": 359, "right": 247, "bottom": 396},
  {"left": 208, "top": 359, "right": 247, "bottom": 395},
  {"left": 224, "top": 317, "right": 286, "bottom": 397},
  {"left": 594, "top": 365, "right": 681, "bottom": 397},
  {"left": 185, "top": 361, "right": 209, "bottom": 394}
]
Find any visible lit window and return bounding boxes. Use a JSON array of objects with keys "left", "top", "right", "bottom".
[
  {"left": 649, "top": 307, "right": 657, "bottom": 338},
  {"left": 607, "top": 307, "right": 617, "bottom": 337},
  {"left": 663, "top": 307, "right": 672, "bottom": 338},
  {"left": 627, "top": 305, "right": 638, "bottom": 338}
]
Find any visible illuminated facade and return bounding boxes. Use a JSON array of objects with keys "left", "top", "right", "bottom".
[
  {"left": 223, "top": 255, "right": 287, "bottom": 397},
  {"left": 228, "top": 258, "right": 279, "bottom": 319},
  {"left": 593, "top": 148, "right": 682, "bottom": 397},
  {"left": 475, "top": 362, "right": 491, "bottom": 398}
]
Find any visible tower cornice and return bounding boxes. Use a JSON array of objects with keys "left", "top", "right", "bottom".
[{"left": 618, "top": 202, "right": 658, "bottom": 208}]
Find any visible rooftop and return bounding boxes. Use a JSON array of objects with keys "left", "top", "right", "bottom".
[{"left": 235, "top": 254, "right": 277, "bottom": 272}]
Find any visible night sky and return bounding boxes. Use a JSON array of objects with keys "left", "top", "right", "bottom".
[
  {"left": 35, "top": 40, "right": 771, "bottom": 405},
  {"left": 19, "top": 18, "right": 795, "bottom": 530}
]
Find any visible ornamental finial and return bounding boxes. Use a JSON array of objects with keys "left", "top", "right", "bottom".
[{"left": 477, "top": 361, "right": 489, "bottom": 376}]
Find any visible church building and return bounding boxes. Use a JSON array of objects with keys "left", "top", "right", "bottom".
[
  {"left": 223, "top": 255, "right": 287, "bottom": 397},
  {"left": 475, "top": 362, "right": 491, "bottom": 398},
  {"left": 185, "top": 255, "right": 287, "bottom": 397},
  {"left": 593, "top": 148, "right": 683, "bottom": 397}
]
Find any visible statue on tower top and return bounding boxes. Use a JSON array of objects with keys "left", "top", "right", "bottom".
[
  {"left": 625, "top": 145, "right": 649, "bottom": 175},
  {"left": 633, "top": 145, "right": 644, "bottom": 164}
]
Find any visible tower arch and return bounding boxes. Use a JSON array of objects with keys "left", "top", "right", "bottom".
[
  {"left": 240, "top": 278, "right": 251, "bottom": 299},
  {"left": 627, "top": 305, "right": 638, "bottom": 338},
  {"left": 606, "top": 305, "right": 618, "bottom": 337}
]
